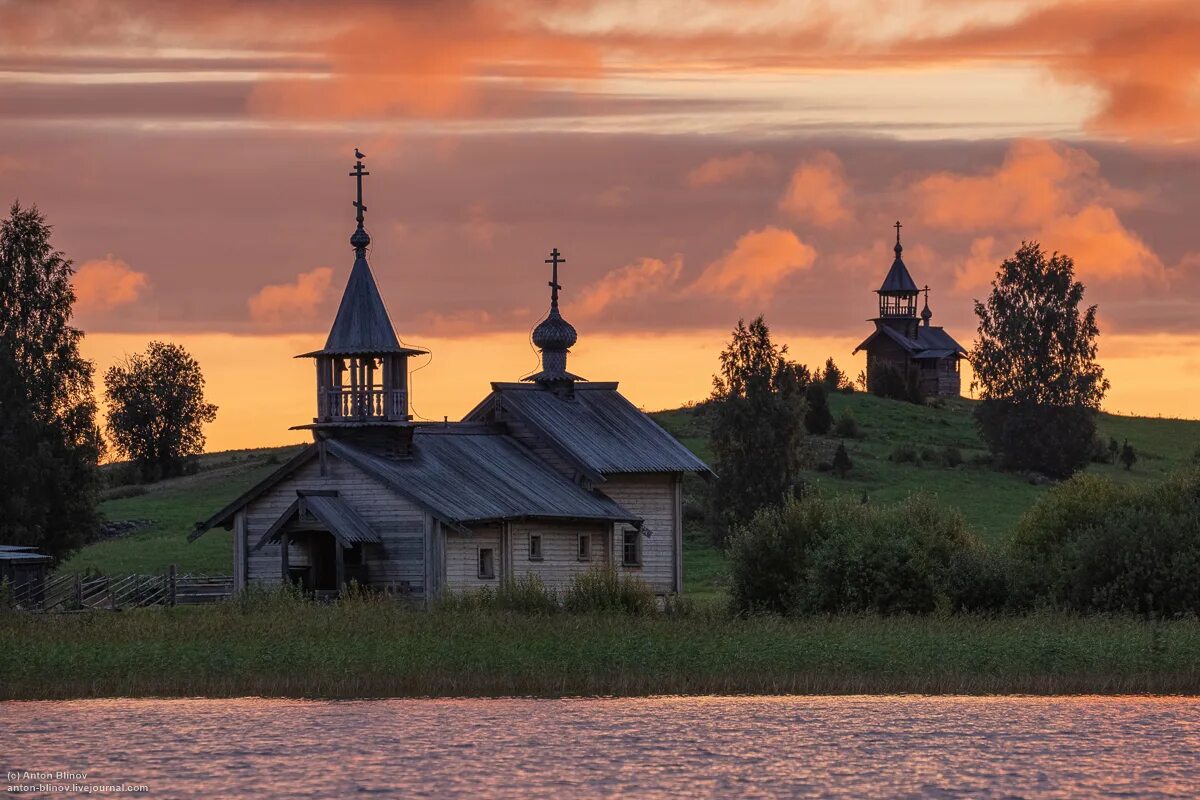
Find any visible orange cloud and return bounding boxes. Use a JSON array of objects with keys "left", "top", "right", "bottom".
[
  {"left": 571, "top": 255, "right": 684, "bottom": 319},
  {"left": 692, "top": 227, "right": 816, "bottom": 302},
  {"left": 907, "top": 0, "right": 1200, "bottom": 139},
  {"left": 73, "top": 256, "right": 149, "bottom": 313},
  {"left": 918, "top": 140, "right": 1161, "bottom": 285},
  {"left": 248, "top": 267, "right": 334, "bottom": 325},
  {"left": 914, "top": 140, "right": 1102, "bottom": 232},
  {"left": 1038, "top": 205, "right": 1163, "bottom": 282},
  {"left": 685, "top": 152, "right": 776, "bottom": 187},
  {"left": 777, "top": 151, "right": 851, "bottom": 227},
  {"left": 248, "top": 3, "right": 603, "bottom": 119}
]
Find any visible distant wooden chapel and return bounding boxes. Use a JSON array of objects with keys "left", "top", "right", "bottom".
[
  {"left": 191, "top": 153, "right": 711, "bottom": 601},
  {"left": 853, "top": 223, "right": 966, "bottom": 397}
]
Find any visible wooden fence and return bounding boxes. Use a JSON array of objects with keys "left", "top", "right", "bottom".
[{"left": 5, "top": 566, "right": 234, "bottom": 611}]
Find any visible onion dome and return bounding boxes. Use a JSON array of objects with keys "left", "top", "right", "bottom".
[
  {"left": 350, "top": 224, "right": 371, "bottom": 251},
  {"left": 524, "top": 247, "right": 585, "bottom": 385},
  {"left": 532, "top": 307, "right": 577, "bottom": 351}
]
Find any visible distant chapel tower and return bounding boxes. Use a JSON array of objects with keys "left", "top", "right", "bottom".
[
  {"left": 853, "top": 222, "right": 966, "bottom": 398},
  {"left": 295, "top": 152, "right": 426, "bottom": 434}
]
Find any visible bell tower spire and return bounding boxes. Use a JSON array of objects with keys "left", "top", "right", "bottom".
[{"left": 294, "top": 149, "right": 427, "bottom": 432}]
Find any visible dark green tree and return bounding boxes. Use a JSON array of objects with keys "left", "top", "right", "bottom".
[
  {"left": 1120, "top": 440, "right": 1136, "bottom": 471},
  {"left": 803, "top": 382, "right": 833, "bottom": 434},
  {"left": 104, "top": 341, "right": 218, "bottom": 481},
  {"left": 0, "top": 202, "right": 102, "bottom": 561},
  {"left": 972, "top": 242, "right": 1109, "bottom": 478},
  {"left": 709, "top": 317, "right": 807, "bottom": 545},
  {"left": 821, "top": 357, "right": 846, "bottom": 391}
]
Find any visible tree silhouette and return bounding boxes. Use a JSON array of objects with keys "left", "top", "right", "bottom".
[
  {"left": 709, "top": 316, "right": 807, "bottom": 545},
  {"left": 972, "top": 242, "right": 1109, "bottom": 477},
  {"left": 0, "top": 202, "right": 101, "bottom": 561},
  {"left": 104, "top": 341, "right": 218, "bottom": 480}
]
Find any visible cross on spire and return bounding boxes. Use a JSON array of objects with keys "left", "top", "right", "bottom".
[
  {"left": 350, "top": 150, "right": 370, "bottom": 225},
  {"left": 545, "top": 247, "right": 566, "bottom": 307},
  {"left": 894, "top": 220, "right": 903, "bottom": 244}
]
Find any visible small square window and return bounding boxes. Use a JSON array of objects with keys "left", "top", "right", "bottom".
[
  {"left": 577, "top": 534, "right": 591, "bottom": 561},
  {"left": 528, "top": 533, "right": 543, "bottom": 561},
  {"left": 622, "top": 529, "right": 641, "bottom": 567},
  {"left": 478, "top": 547, "right": 495, "bottom": 579}
]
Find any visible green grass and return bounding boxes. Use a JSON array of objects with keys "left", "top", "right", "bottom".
[
  {"left": 3, "top": 600, "right": 1198, "bottom": 699},
  {"left": 61, "top": 447, "right": 304, "bottom": 575},
  {"left": 62, "top": 396, "right": 1200, "bottom": 598},
  {"left": 654, "top": 393, "right": 1200, "bottom": 545}
]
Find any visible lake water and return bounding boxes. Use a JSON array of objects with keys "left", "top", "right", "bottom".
[{"left": 2, "top": 696, "right": 1198, "bottom": 798}]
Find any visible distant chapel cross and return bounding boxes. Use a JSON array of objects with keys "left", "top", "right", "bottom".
[
  {"left": 894, "top": 219, "right": 902, "bottom": 244},
  {"left": 545, "top": 247, "right": 566, "bottom": 306}
]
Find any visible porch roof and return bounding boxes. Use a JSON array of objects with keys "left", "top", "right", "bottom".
[{"left": 252, "top": 492, "right": 382, "bottom": 551}]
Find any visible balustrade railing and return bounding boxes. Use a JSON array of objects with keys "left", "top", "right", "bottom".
[{"left": 321, "top": 388, "right": 407, "bottom": 420}]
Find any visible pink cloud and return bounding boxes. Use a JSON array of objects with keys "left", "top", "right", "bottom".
[
  {"left": 917, "top": 140, "right": 1162, "bottom": 285},
  {"left": 685, "top": 151, "right": 776, "bottom": 187},
  {"left": 248, "top": 267, "right": 334, "bottom": 325},
  {"left": 692, "top": 227, "right": 816, "bottom": 302},
  {"left": 571, "top": 255, "right": 684, "bottom": 319},
  {"left": 777, "top": 151, "right": 852, "bottom": 227},
  {"left": 73, "top": 255, "right": 149, "bottom": 313}
]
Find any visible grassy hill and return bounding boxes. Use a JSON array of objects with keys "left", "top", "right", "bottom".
[{"left": 61, "top": 395, "right": 1200, "bottom": 601}]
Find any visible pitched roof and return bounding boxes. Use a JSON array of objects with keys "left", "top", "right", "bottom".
[
  {"left": 298, "top": 255, "right": 425, "bottom": 357},
  {"left": 326, "top": 429, "right": 641, "bottom": 529},
  {"left": 853, "top": 323, "right": 968, "bottom": 357},
  {"left": 193, "top": 428, "right": 641, "bottom": 539},
  {"left": 468, "top": 382, "right": 714, "bottom": 478},
  {"left": 253, "top": 493, "right": 382, "bottom": 551},
  {"left": 878, "top": 252, "right": 919, "bottom": 294}
]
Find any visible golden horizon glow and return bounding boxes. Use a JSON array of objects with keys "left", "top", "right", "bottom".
[{"left": 82, "top": 330, "right": 1200, "bottom": 454}]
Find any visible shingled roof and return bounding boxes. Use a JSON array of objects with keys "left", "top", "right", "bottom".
[
  {"left": 192, "top": 426, "right": 642, "bottom": 539},
  {"left": 325, "top": 429, "right": 641, "bottom": 529},
  {"left": 878, "top": 251, "right": 919, "bottom": 294},
  {"left": 466, "top": 382, "right": 714, "bottom": 478},
  {"left": 298, "top": 255, "right": 425, "bottom": 358},
  {"left": 853, "top": 323, "right": 967, "bottom": 358}
]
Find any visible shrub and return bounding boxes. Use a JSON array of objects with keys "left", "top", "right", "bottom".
[
  {"left": 833, "top": 411, "right": 863, "bottom": 439},
  {"left": 728, "top": 492, "right": 987, "bottom": 616},
  {"left": 975, "top": 399, "right": 1096, "bottom": 478},
  {"left": 1089, "top": 436, "right": 1113, "bottom": 464},
  {"left": 941, "top": 445, "right": 963, "bottom": 468},
  {"left": 831, "top": 443, "right": 852, "bottom": 478},
  {"left": 563, "top": 567, "right": 657, "bottom": 616},
  {"left": 804, "top": 383, "right": 833, "bottom": 435},
  {"left": 889, "top": 443, "right": 919, "bottom": 464},
  {"left": 1009, "top": 470, "right": 1200, "bottom": 616},
  {"left": 1120, "top": 439, "right": 1137, "bottom": 471}
]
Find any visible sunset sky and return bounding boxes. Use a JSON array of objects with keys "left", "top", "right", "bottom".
[{"left": 3, "top": 0, "right": 1199, "bottom": 451}]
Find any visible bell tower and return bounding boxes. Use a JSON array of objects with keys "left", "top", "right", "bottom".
[
  {"left": 294, "top": 150, "right": 426, "bottom": 431},
  {"left": 875, "top": 220, "right": 921, "bottom": 338}
]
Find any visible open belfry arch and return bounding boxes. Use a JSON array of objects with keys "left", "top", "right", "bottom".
[{"left": 191, "top": 150, "right": 711, "bottom": 602}]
